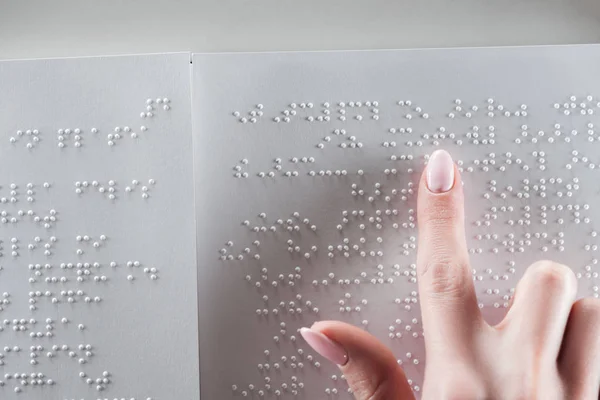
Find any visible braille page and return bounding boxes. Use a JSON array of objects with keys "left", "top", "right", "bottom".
[
  {"left": 193, "top": 45, "right": 600, "bottom": 398},
  {"left": 0, "top": 53, "right": 199, "bottom": 400}
]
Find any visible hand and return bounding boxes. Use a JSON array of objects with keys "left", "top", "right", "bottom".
[{"left": 300, "top": 150, "right": 600, "bottom": 399}]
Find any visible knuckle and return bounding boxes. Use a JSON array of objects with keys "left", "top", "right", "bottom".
[
  {"left": 422, "top": 260, "right": 470, "bottom": 299},
  {"left": 527, "top": 260, "right": 576, "bottom": 295}
]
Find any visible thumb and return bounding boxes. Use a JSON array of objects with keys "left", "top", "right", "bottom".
[{"left": 300, "top": 321, "right": 415, "bottom": 400}]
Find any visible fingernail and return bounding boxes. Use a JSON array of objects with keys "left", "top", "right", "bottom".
[
  {"left": 300, "top": 327, "right": 348, "bottom": 366},
  {"left": 426, "top": 150, "right": 455, "bottom": 193}
]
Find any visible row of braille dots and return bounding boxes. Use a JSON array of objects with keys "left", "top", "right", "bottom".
[
  {"left": 456, "top": 153, "right": 519, "bottom": 175},
  {"left": 75, "top": 234, "right": 107, "bottom": 255},
  {"left": 109, "top": 126, "right": 146, "bottom": 145},
  {"left": 233, "top": 158, "right": 250, "bottom": 178},
  {"left": 26, "top": 236, "right": 57, "bottom": 256},
  {"left": 35, "top": 260, "right": 155, "bottom": 282},
  {"left": 397, "top": 100, "right": 430, "bottom": 120},
  {"left": 0, "top": 372, "right": 54, "bottom": 393},
  {"left": 254, "top": 284, "right": 319, "bottom": 318},
  {"left": 125, "top": 179, "right": 155, "bottom": 198},
  {"left": 554, "top": 95, "right": 598, "bottom": 116},
  {"left": 78, "top": 370, "right": 112, "bottom": 392},
  {"left": 336, "top": 293, "right": 368, "bottom": 314},
  {"left": 350, "top": 181, "right": 416, "bottom": 203},
  {"left": 0, "top": 292, "right": 9, "bottom": 313},
  {"left": 273, "top": 102, "right": 324, "bottom": 124},
  {"left": 46, "top": 262, "right": 109, "bottom": 285},
  {"left": 257, "top": 346, "right": 315, "bottom": 372},
  {"left": 2, "top": 318, "right": 56, "bottom": 339},
  {"left": 446, "top": 98, "right": 528, "bottom": 119},
  {"left": 219, "top": 239, "right": 259, "bottom": 261},
  {"left": 316, "top": 256, "right": 416, "bottom": 286},
  {"left": 15, "top": 319, "right": 56, "bottom": 343},
  {"left": 481, "top": 284, "right": 514, "bottom": 308},
  {"left": 469, "top": 228, "right": 566, "bottom": 255},
  {"left": 386, "top": 316, "right": 422, "bottom": 343},
  {"left": 13, "top": 314, "right": 85, "bottom": 331},
  {"left": 26, "top": 286, "right": 100, "bottom": 310},
  {"left": 464, "top": 125, "right": 497, "bottom": 146},
  {"left": 233, "top": 157, "right": 317, "bottom": 179},
  {"left": 327, "top": 230, "right": 416, "bottom": 262},
  {"left": 274, "top": 158, "right": 321, "bottom": 178},
  {"left": 254, "top": 350, "right": 312, "bottom": 396},
  {"left": 336, "top": 207, "right": 412, "bottom": 232},
  {"left": 232, "top": 375, "right": 305, "bottom": 397},
  {"left": 471, "top": 202, "right": 585, "bottom": 230},
  {"left": 566, "top": 146, "right": 600, "bottom": 171},
  {"left": 474, "top": 269, "right": 516, "bottom": 309},
  {"left": 141, "top": 97, "right": 170, "bottom": 119},
  {"left": 316, "top": 129, "right": 364, "bottom": 150},
  {"left": 246, "top": 267, "right": 302, "bottom": 292},
  {"left": 0, "top": 209, "right": 57, "bottom": 230},
  {"left": 0, "top": 316, "right": 66, "bottom": 332},
  {"left": 0, "top": 182, "right": 49, "bottom": 204},
  {"left": 75, "top": 179, "right": 155, "bottom": 199},
  {"left": 472, "top": 228, "right": 569, "bottom": 253},
  {"left": 273, "top": 102, "right": 318, "bottom": 123},
  {"left": 125, "top": 260, "right": 159, "bottom": 281},
  {"left": 516, "top": 123, "right": 581, "bottom": 146},
  {"left": 51, "top": 344, "right": 96, "bottom": 354},
  {"left": 75, "top": 180, "right": 116, "bottom": 200},
  {"left": 10, "top": 129, "right": 40, "bottom": 149},
  {"left": 27, "top": 290, "right": 102, "bottom": 309},
  {"left": 307, "top": 168, "right": 415, "bottom": 179},
  {"left": 284, "top": 239, "right": 318, "bottom": 259},
  {"left": 397, "top": 128, "right": 466, "bottom": 147},
  {"left": 389, "top": 127, "right": 457, "bottom": 148},
  {"left": 6, "top": 233, "right": 51, "bottom": 257},
  {"left": 313, "top": 261, "right": 417, "bottom": 287},
  {"left": 264, "top": 315, "right": 316, "bottom": 345},
  {"left": 389, "top": 290, "right": 421, "bottom": 314},
  {"left": 57, "top": 128, "right": 86, "bottom": 148},
  {"left": 239, "top": 212, "right": 318, "bottom": 234},
  {"left": 394, "top": 125, "right": 495, "bottom": 147},
  {"left": 336, "top": 101, "right": 379, "bottom": 122},
  {"left": 234, "top": 104, "right": 264, "bottom": 124},
  {"left": 259, "top": 345, "right": 309, "bottom": 368},
  {"left": 475, "top": 176, "right": 583, "bottom": 203}
]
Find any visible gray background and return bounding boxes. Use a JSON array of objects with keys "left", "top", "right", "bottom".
[{"left": 2, "top": 0, "right": 600, "bottom": 59}]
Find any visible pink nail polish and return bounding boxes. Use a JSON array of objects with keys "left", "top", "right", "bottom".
[
  {"left": 300, "top": 327, "right": 348, "bottom": 366},
  {"left": 426, "top": 150, "right": 455, "bottom": 193}
]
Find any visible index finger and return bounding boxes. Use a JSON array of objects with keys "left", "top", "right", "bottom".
[{"left": 416, "top": 150, "right": 483, "bottom": 355}]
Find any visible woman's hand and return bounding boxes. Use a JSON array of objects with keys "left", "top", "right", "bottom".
[{"left": 300, "top": 150, "right": 600, "bottom": 399}]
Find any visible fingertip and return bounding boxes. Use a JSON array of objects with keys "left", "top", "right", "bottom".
[
  {"left": 417, "top": 156, "right": 465, "bottom": 231},
  {"left": 305, "top": 321, "right": 415, "bottom": 400},
  {"left": 426, "top": 149, "right": 455, "bottom": 193},
  {"left": 299, "top": 325, "right": 348, "bottom": 366},
  {"left": 419, "top": 150, "right": 463, "bottom": 198}
]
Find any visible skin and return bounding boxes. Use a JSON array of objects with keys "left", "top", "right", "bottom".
[{"left": 303, "top": 151, "right": 600, "bottom": 400}]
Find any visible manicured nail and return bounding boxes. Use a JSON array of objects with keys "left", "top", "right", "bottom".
[
  {"left": 426, "top": 150, "right": 455, "bottom": 193},
  {"left": 300, "top": 327, "right": 348, "bottom": 366}
]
